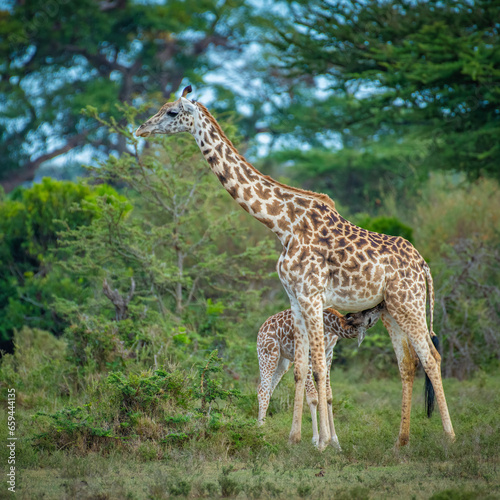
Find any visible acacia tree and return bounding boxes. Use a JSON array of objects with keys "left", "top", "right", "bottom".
[
  {"left": 0, "top": 0, "right": 249, "bottom": 192},
  {"left": 249, "top": 0, "right": 500, "bottom": 210},
  {"left": 57, "top": 103, "right": 277, "bottom": 323}
]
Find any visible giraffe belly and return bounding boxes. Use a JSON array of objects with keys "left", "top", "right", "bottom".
[{"left": 323, "top": 288, "right": 385, "bottom": 313}]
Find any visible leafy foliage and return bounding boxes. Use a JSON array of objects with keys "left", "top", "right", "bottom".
[
  {"left": 56, "top": 103, "right": 277, "bottom": 327},
  {"left": 354, "top": 214, "right": 414, "bottom": 243},
  {"left": 0, "top": 0, "right": 251, "bottom": 190},
  {"left": 254, "top": 0, "right": 500, "bottom": 211},
  {"left": 194, "top": 350, "right": 240, "bottom": 412},
  {"left": 0, "top": 178, "right": 124, "bottom": 341},
  {"left": 32, "top": 350, "right": 266, "bottom": 456}
]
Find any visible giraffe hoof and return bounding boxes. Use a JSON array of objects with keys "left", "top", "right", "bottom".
[
  {"left": 329, "top": 437, "right": 342, "bottom": 451},
  {"left": 446, "top": 431, "right": 456, "bottom": 443},
  {"left": 315, "top": 440, "right": 328, "bottom": 452},
  {"left": 397, "top": 436, "right": 410, "bottom": 447},
  {"left": 289, "top": 433, "right": 301, "bottom": 445},
  {"left": 312, "top": 437, "right": 319, "bottom": 446}
]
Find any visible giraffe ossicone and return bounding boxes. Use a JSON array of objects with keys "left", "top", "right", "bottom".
[
  {"left": 257, "top": 303, "right": 384, "bottom": 448},
  {"left": 135, "top": 85, "right": 455, "bottom": 450}
]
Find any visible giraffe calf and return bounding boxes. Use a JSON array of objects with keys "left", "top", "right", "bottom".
[{"left": 257, "top": 302, "right": 384, "bottom": 449}]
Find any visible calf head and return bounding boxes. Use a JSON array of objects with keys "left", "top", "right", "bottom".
[{"left": 344, "top": 301, "right": 385, "bottom": 347}]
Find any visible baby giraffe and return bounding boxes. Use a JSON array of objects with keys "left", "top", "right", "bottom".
[{"left": 257, "top": 302, "right": 384, "bottom": 449}]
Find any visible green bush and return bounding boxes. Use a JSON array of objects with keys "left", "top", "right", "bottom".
[
  {"left": 354, "top": 214, "right": 414, "bottom": 243},
  {"left": 32, "top": 351, "right": 267, "bottom": 458},
  {"left": 0, "top": 178, "right": 126, "bottom": 341}
]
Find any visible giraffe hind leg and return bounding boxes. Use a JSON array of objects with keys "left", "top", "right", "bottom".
[
  {"left": 386, "top": 306, "right": 455, "bottom": 442},
  {"left": 381, "top": 310, "right": 418, "bottom": 447},
  {"left": 271, "top": 357, "right": 291, "bottom": 394}
]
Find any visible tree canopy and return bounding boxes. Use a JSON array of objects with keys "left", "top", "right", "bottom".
[
  {"left": 0, "top": 0, "right": 248, "bottom": 191},
  {"left": 250, "top": 0, "right": 500, "bottom": 209}
]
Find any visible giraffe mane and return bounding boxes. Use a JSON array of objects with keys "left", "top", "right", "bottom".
[{"left": 195, "top": 102, "right": 337, "bottom": 212}]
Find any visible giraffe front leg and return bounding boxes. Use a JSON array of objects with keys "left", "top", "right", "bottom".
[
  {"left": 305, "top": 366, "right": 319, "bottom": 446},
  {"left": 289, "top": 347, "right": 308, "bottom": 444},
  {"left": 289, "top": 304, "right": 309, "bottom": 445},
  {"left": 301, "top": 298, "right": 330, "bottom": 451}
]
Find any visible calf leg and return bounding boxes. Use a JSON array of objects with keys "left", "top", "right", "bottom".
[
  {"left": 325, "top": 344, "right": 342, "bottom": 450},
  {"left": 271, "top": 357, "right": 292, "bottom": 394},
  {"left": 305, "top": 366, "right": 319, "bottom": 445},
  {"left": 257, "top": 338, "right": 280, "bottom": 426}
]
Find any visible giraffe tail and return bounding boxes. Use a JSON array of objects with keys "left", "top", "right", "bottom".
[
  {"left": 422, "top": 261, "right": 435, "bottom": 337},
  {"left": 424, "top": 335, "right": 439, "bottom": 418},
  {"left": 423, "top": 261, "right": 437, "bottom": 418}
]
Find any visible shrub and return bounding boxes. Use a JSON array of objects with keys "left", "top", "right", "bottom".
[
  {"left": 32, "top": 351, "right": 267, "bottom": 457},
  {"left": 218, "top": 466, "right": 240, "bottom": 498},
  {"left": 355, "top": 214, "right": 414, "bottom": 242},
  {"left": 0, "top": 178, "right": 126, "bottom": 341},
  {"left": 413, "top": 176, "right": 500, "bottom": 378}
]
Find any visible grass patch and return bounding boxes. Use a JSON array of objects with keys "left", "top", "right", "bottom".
[
  {"left": 2, "top": 367, "right": 498, "bottom": 499},
  {"left": 1, "top": 328, "right": 499, "bottom": 498}
]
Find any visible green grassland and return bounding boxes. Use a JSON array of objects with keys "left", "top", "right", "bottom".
[{"left": 2, "top": 357, "right": 498, "bottom": 500}]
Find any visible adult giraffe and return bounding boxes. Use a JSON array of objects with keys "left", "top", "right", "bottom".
[{"left": 135, "top": 86, "right": 455, "bottom": 451}]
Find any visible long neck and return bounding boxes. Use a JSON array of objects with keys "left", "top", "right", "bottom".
[
  {"left": 191, "top": 103, "right": 293, "bottom": 242},
  {"left": 191, "top": 104, "right": 337, "bottom": 245}
]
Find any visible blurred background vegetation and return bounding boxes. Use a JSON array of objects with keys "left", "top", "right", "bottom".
[
  {"left": 0, "top": 2, "right": 499, "bottom": 487},
  {"left": 1, "top": 0, "right": 498, "bottom": 377}
]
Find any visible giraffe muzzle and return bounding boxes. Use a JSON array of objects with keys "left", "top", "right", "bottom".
[{"left": 135, "top": 124, "right": 153, "bottom": 137}]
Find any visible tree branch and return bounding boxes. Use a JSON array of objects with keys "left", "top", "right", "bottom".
[
  {"left": 102, "top": 277, "right": 135, "bottom": 321},
  {"left": 1, "top": 130, "right": 91, "bottom": 193}
]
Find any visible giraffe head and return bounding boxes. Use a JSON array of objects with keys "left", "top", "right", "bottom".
[
  {"left": 344, "top": 301, "right": 385, "bottom": 347},
  {"left": 135, "top": 85, "right": 198, "bottom": 137}
]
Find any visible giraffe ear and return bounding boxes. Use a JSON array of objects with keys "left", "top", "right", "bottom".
[{"left": 180, "top": 97, "right": 196, "bottom": 115}]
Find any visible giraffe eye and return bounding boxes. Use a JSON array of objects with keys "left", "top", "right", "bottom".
[{"left": 167, "top": 110, "right": 179, "bottom": 117}]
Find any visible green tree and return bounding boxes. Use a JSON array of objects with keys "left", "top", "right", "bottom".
[
  {"left": 0, "top": 0, "right": 249, "bottom": 191},
  {"left": 56, "top": 103, "right": 277, "bottom": 330},
  {"left": 0, "top": 178, "right": 123, "bottom": 341},
  {"left": 252, "top": 0, "right": 500, "bottom": 211}
]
